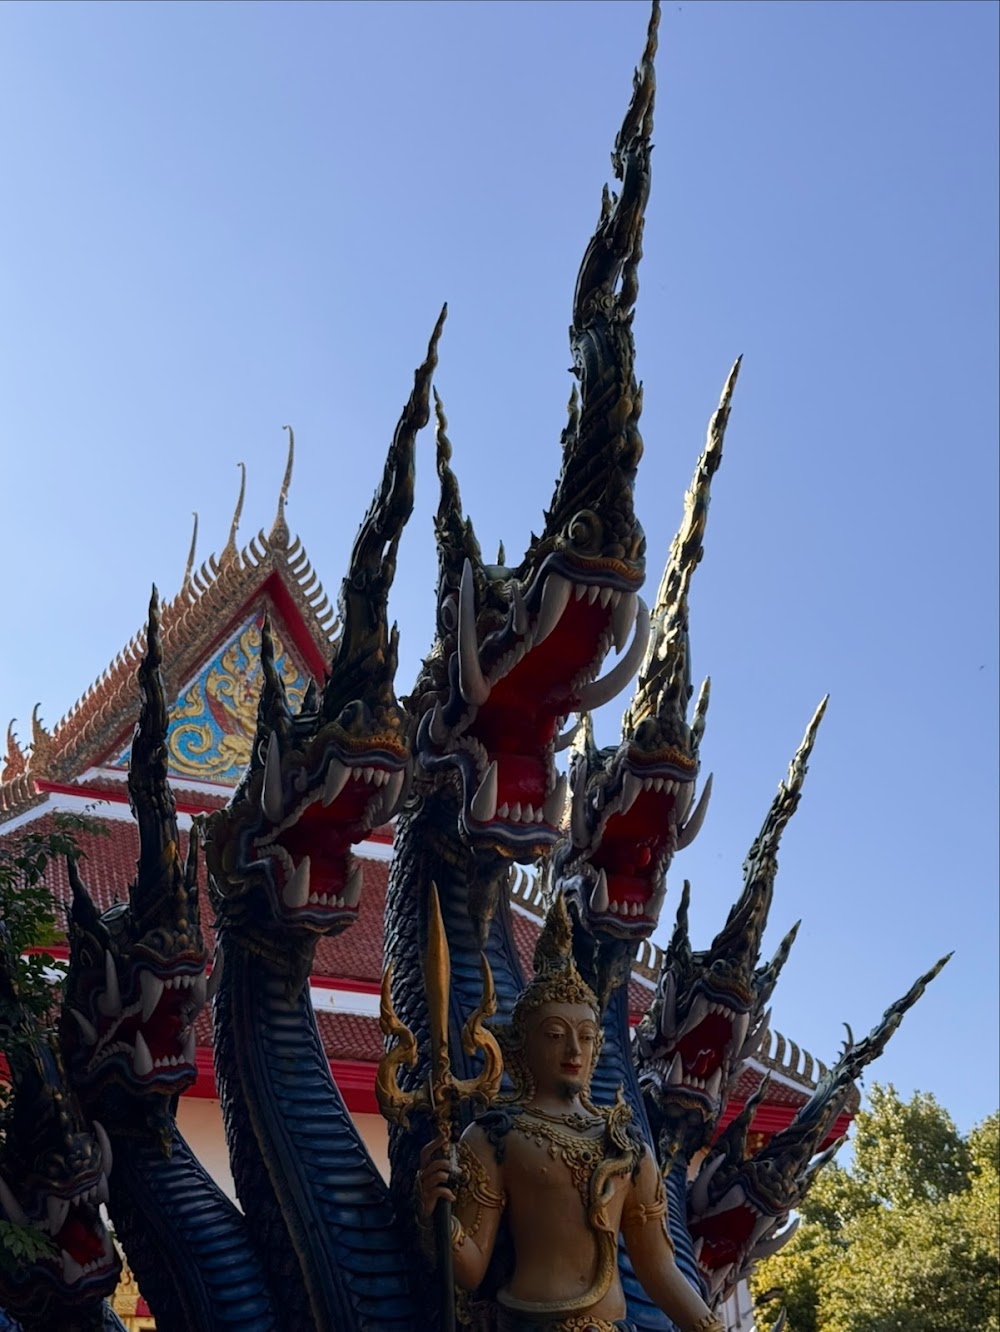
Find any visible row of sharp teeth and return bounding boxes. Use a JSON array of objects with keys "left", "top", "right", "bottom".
[
  {"left": 63, "top": 1252, "right": 111, "bottom": 1284},
  {"left": 692, "top": 1241, "right": 736, "bottom": 1297},
  {"left": 585, "top": 868, "right": 661, "bottom": 921},
  {"left": 490, "top": 579, "right": 633, "bottom": 688},
  {"left": 657, "top": 985, "right": 751, "bottom": 1049},
  {"left": 79, "top": 955, "right": 206, "bottom": 1045},
  {"left": 617, "top": 770, "right": 691, "bottom": 820},
  {"left": 324, "top": 760, "right": 405, "bottom": 827},
  {"left": 273, "top": 850, "right": 363, "bottom": 912},
  {"left": 573, "top": 582, "right": 621, "bottom": 607},
  {"left": 60, "top": 1230, "right": 116, "bottom": 1286},
  {"left": 469, "top": 765, "right": 568, "bottom": 827},
  {"left": 607, "top": 900, "right": 647, "bottom": 917},
  {"left": 656, "top": 1051, "right": 725, "bottom": 1101},
  {"left": 261, "top": 729, "right": 406, "bottom": 827},
  {"left": 132, "top": 1027, "right": 196, "bottom": 1077},
  {"left": 496, "top": 801, "right": 547, "bottom": 824},
  {"left": 454, "top": 558, "right": 641, "bottom": 714}
]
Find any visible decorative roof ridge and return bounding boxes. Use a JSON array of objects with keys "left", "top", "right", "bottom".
[
  {"left": 756, "top": 1025, "right": 834, "bottom": 1092},
  {"left": 20, "top": 467, "right": 342, "bottom": 786},
  {"left": 0, "top": 770, "right": 44, "bottom": 822}
]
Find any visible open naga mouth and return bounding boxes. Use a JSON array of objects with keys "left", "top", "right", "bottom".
[
  {"left": 420, "top": 555, "right": 648, "bottom": 857},
  {"left": 68, "top": 954, "right": 206, "bottom": 1092},
  {"left": 561, "top": 748, "right": 711, "bottom": 939},
  {"left": 638, "top": 979, "right": 751, "bottom": 1111},
  {"left": 246, "top": 731, "right": 409, "bottom": 932},
  {"left": 687, "top": 1178, "right": 796, "bottom": 1304},
  {"left": 0, "top": 1135, "right": 118, "bottom": 1298}
]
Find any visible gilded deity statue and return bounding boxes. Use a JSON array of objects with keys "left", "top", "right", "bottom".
[{"left": 419, "top": 897, "right": 725, "bottom": 1332}]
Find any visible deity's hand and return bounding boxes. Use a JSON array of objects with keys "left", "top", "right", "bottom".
[{"left": 417, "top": 1134, "right": 457, "bottom": 1218}]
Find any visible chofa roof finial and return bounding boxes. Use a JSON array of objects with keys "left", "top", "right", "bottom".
[
  {"left": 182, "top": 512, "right": 199, "bottom": 589},
  {"left": 221, "top": 463, "right": 247, "bottom": 570},
  {"left": 269, "top": 426, "right": 295, "bottom": 549}
]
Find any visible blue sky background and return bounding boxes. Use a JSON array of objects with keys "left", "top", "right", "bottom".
[{"left": 1, "top": 1, "right": 997, "bottom": 1133}]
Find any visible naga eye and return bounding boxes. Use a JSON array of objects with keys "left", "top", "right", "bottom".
[
  {"left": 337, "top": 700, "right": 364, "bottom": 730},
  {"left": 439, "top": 593, "right": 458, "bottom": 633},
  {"left": 567, "top": 509, "right": 602, "bottom": 552}
]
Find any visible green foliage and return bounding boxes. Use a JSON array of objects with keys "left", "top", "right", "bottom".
[
  {"left": 851, "top": 1084, "right": 973, "bottom": 1209},
  {"left": 0, "top": 814, "right": 104, "bottom": 1270},
  {"left": 0, "top": 1219, "right": 58, "bottom": 1274},
  {"left": 0, "top": 812, "right": 104, "bottom": 1023},
  {"left": 750, "top": 1084, "right": 1000, "bottom": 1332}
]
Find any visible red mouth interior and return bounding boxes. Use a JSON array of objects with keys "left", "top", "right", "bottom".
[
  {"left": 275, "top": 797, "right": 360, "bottom": 899},
  {"left": 692, "top": 1204, "right": 758, "bottom": 1271},
  {"left": 591, "top": 788, "right": 678, "bottom": 912},
  {"left": 674, "top": 1012, "right": 736, "bottom": 1080},
  {"left": 471, "top": 597, "right": 612, "bottom": 813},
  {"left": 96, "top": 985, "right": 192, "bottom": 1066},
  {"left": 56, "top": 1205, "right": 106, "bottom": 1266}
]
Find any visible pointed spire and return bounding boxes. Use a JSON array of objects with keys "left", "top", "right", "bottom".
[
  {"left": 182, "top": 512, "right": 199, "bottom": 589},
  {"left": 220, "top": 463, "right": 246, "bottom": 570},
  {"left": 2, "top": 722, "right": 26, "bottom": 782},
  {"left": 268, "top": 427, "right": 295, "bottom": 549}
]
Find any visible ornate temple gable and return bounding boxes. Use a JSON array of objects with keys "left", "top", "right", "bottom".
[
  {"left": 0, "top": 444, "right": 341, "bottom": 821},
  {"left": 106, "top": 607, "right": 311, "bottom": 789}
]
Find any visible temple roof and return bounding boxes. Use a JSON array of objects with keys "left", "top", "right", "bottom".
[{"left": 1, "top": 445, "right": 340, "bottom": 823}]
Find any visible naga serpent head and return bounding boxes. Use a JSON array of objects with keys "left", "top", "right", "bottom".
[
  {"left": 635, "top": 702, "right": 827, "bottom": 1163},
  {"left": 203, "top": 314, "right": 443, "bottom": 939},
  {"left": 60, "top": 589, "right": 207, "bottom": 1105},
  {"left": 556, "top": 362, "right": 741, "bottom": 941},
  {"left": 685, "top": 954, "right": 951, "bottom": 1305},
  {"left": 410, "top": 6, "right": 662, "bottom": 864},
  {"left": 0, "top": 933, "right": 119, "bottom": 1321}
]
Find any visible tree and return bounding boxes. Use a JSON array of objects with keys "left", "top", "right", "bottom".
[
  {"left": 750, "top": 1084, "right": 1000, "bottom": 1332},
  {"left": 0, "top": 814, "right": 102, "bottom": 1276}
]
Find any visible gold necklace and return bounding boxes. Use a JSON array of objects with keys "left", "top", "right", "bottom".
[
  {"left": 515, "top": 1109, "right": 606, "bottom": 1208},
  {"left": 522, "top": 1103, "right": 604, "bottom": 1133}
]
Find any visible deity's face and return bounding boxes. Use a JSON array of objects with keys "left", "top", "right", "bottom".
[{"left": 524, "top": 1001, "right": 600, "bottom": 1102}]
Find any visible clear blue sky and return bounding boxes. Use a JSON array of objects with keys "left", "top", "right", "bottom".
[{"left": 1, "top": 1, "right": 997, "bottom": 1132}]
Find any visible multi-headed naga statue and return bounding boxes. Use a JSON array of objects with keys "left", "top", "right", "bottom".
[{"left": 0, "top": 4, "right": 948, "bottom": 1330}]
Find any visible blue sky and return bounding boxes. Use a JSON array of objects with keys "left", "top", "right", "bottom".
[{"left": 1, "top": 1, "right": 997, "bottom": 1133}]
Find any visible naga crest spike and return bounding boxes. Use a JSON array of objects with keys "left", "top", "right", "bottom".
[
  {"left": 322, "top": 307, "right": 446, "bottom": 726},
  {"left": 128, "top": 587, "right": 189, "bottom": 935},
  {"left": 707, "top": 698, "right": 829, "bottom": 978},
  {"left": 432, "top": 387, "right": 481, "bottom": 589},
  {"left": 623, "top": 357, "right": 742, "bottom": 756}
]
